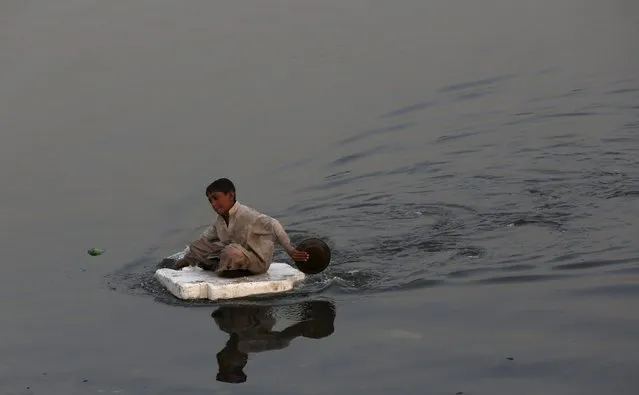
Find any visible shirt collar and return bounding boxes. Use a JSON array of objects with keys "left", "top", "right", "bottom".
[{"left": 228, "top": 200, "right": 240, "bottom": 217}]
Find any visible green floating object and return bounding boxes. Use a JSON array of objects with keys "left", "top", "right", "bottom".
[{"left": 87, "top": 248, "right": 105, "bottom": 256}]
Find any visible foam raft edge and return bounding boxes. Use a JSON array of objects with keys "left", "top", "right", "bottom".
[{"left": 154, "top": 262, "right": 306, "bottom": 300}]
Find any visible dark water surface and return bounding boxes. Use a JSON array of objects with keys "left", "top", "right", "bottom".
[{"left": 2, "top": 0, "right": 638, "bottom": 394}]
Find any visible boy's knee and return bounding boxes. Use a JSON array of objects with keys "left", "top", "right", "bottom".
[
  {"left": 221, "top": 244, "right": 245, "bottom": 261},
  {"left": 220, "top": 244, "right": 268, "bottom": 274}
]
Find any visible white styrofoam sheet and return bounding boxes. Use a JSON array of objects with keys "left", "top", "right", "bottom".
[{"left": 155, "top": 262, "right": 306, "bottom": 301}]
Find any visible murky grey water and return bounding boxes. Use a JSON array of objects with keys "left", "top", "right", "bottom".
[{"left": 1, "top": 0, "right": 638, "bottom": 394}]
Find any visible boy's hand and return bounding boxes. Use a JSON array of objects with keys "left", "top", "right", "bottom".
[{"left": 289, "top": 249, "right": 310, "bottom": 262}]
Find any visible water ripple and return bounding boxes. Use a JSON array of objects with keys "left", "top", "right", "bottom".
[
  {"left": 438, "top": 74, "right": 516, "bottom": 93},
  {"left": 110, "top": 72, "right": 639, "bottom": 303},
  {"left": 335, "top": 122, "right": 416, "bottom": 146},
  {"left": 381, "top": 102, "right": 436, "bottom": 118}
]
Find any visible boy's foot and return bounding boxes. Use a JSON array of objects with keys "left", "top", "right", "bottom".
[
  {"left": 217, "top": 269, "right": 253, "bottom": 278},
  {"left": 173, "top": 258, "right": 190, "bottom": 270},
  {"left": 197, "top": 259, "right": 220, "bottom": 271}
]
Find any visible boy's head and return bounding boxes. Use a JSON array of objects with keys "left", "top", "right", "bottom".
[{"left": 206, "top": 178, "right": 236, "bottom": 216}]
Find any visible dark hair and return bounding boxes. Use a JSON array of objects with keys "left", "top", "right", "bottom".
[{"left": 206, "top": 178, "right": 236, "bottom": 198}]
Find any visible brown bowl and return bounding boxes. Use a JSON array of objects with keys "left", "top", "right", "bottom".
[{"left": 294, "top": 238, "right": 331, "bottom": 275}]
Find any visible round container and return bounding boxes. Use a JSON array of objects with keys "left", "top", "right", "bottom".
[{"left": 294, "top": 238, "right": 331, "bottom": 275}]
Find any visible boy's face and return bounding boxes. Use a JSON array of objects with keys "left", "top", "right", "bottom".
[{"left": 208, "top": 191, "right": 235, "bottom": 216}]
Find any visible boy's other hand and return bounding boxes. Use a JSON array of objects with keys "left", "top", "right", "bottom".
[{"left": 290, "top": 249, "right": 310, "bottom": 262}]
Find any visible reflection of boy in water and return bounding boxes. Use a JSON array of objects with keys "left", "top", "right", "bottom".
[{"left": 212, "top": 301, "right": 336, "bottom": 383}]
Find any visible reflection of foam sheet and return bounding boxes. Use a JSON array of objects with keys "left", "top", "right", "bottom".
[
  {"left": 212, "top": 300, "right": 337, "bottom": 383},
  {"left": 155, "top": 263, "right": 306, "bottom": 300}
]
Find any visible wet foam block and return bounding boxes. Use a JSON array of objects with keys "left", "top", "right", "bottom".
[{"left": 155, "top": 263, "right": 306, "bottom": 301}]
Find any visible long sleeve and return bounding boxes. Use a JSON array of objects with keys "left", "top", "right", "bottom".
[
  {"left": 200, "top": 221, "right": 219, "bottom": 242},
  {"left": 249, "top": 215, "right": 294, "bottom": 255},
  {"left": 268, "top": 217, "right": 294, "bottom": 253}
]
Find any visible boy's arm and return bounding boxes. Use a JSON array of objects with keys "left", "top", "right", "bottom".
[
  {"left": 199, "top": 221, "right": 220, "bottom": 242},
  {"left": 264, "top": 216, "right": 309, "bottom": 262},
  {"left": 269, "top": 218, "right": 295, "bottom": 254}
]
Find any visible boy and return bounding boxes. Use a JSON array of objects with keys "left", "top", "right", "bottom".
[{"left": 173, "top": 178, "right": 309, "bottom": 275}]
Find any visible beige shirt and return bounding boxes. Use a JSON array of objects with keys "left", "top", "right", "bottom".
[{"left": 200, "top": 201, "right": 294, "bottom": 264}]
